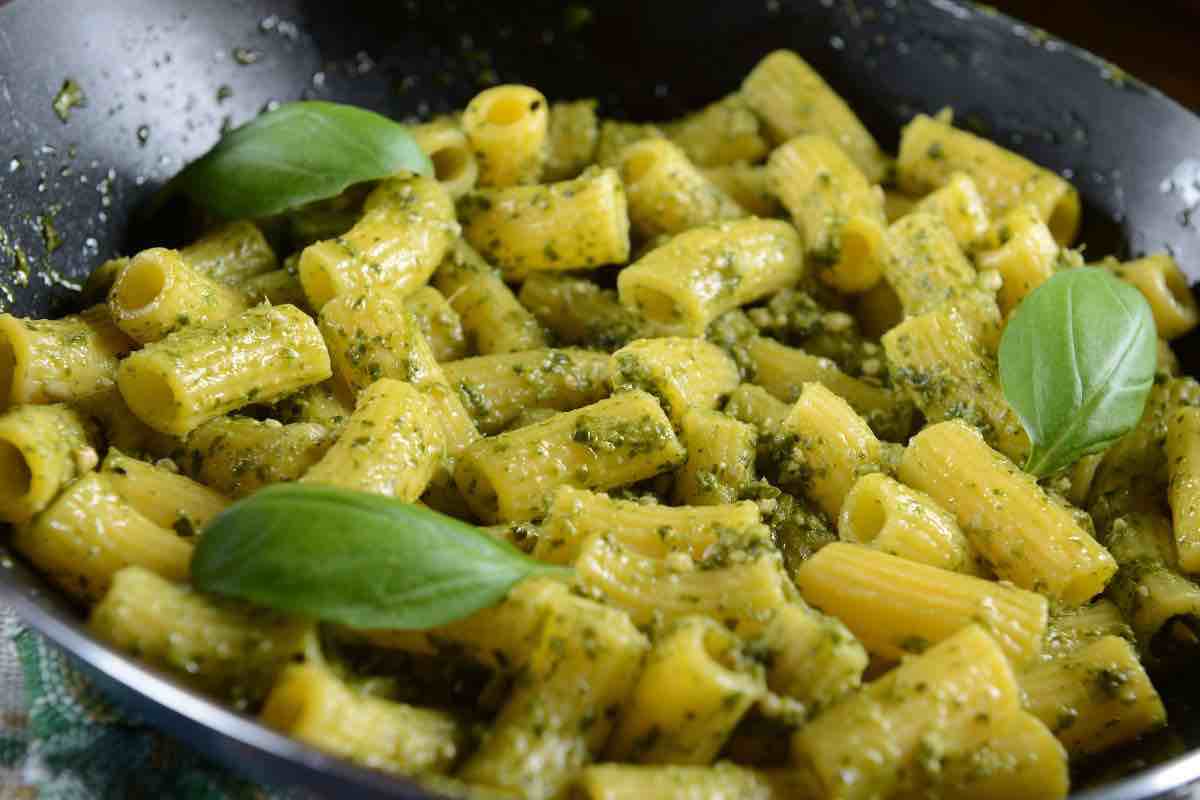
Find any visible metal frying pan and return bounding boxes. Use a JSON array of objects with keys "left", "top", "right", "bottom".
[{"left": 1, "top": 0, "right": 1200, "bottom": 797}]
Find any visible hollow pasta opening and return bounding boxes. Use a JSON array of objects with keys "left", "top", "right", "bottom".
[
  {"left": 1157, "top": 257, "right": 1194, "bottom": 314},
  {"left": 114, "top": 254, "right": 168, "bottom": 312},
  {"left": 483, "top": 94, "right": 530, "bottom": 126},
  {"left": 431, "top": 145, "right": 472, "bottom": 184},
  {"left": 842, "top": 488, "right": 887, "bottom": 544},
  {"left": 127, "top": 371, "right": 179, "bottom": 428},
  {"left": 260, "top": 670, "right": 310, "bottom": 733},
  {"left": 0, "top": 438, "right": 33, "bottom": 505},
  {"left": 700, "top": 625, "right": 743, "bottom": 673},
  {"left": 629, "top": 285, "right": 683, "bottom": 326},
  {"left": 1047, "top": 189, "right": 1081, "bottom": 245}
]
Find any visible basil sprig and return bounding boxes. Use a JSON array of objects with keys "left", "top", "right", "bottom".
[
  {"left": 173, "top": 101, "right": 432, "bottom": 219},
  {"left": 191, "top": 485, "right": 567, "bottom": 630},
  {"left": 999, "top": 267, "right": 1156, "bottom": 478}
]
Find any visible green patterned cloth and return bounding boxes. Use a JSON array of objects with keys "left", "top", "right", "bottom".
[{"left": 0, "top": 606, "right": 289, "bottom": 800}]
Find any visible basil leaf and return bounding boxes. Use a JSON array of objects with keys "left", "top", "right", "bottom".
[
  {"left": 999, "top": 267, "right": 1157, "bottom": 478},
  {"left": 174, "top": 101, "right": 432, "bottom": 219},
  {"left": 191, "top": 484, "right": 567, "bottom": 630}
]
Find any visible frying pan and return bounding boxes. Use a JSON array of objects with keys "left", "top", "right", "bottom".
[{"left": 1, "top": 0, "right": 1199, "bottom": 797}]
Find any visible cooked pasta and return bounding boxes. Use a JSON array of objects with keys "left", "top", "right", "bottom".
[{"left": 8, "top": 48, "right": 1184, "bottom": 800}]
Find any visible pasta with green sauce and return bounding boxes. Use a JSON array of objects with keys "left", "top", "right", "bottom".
[{"left": 3, "top": 48, "right": 1196, "bottom": 800}]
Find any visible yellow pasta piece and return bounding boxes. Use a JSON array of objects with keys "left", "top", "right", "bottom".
[
  {"left": 0, "top": 305, "right": 133, "bottom": 406},
  {"left": 533, "top": 485, "right": 760, "bottom": 564},
  {"left": 432, "top": 240, "right": 547, "bottom": 355},
  {"left": 108, "top": 247, "right": 250, "bottom": 343},
  {"left": 1021, "top": 635, "right": 1166, "bottom": 757},
  {"left": 741, "top": 49, "right": 888, "bottom": 182},
  {"left": 898, "top": 420, "right": 1116, "bottom": 604},
  {"left": 73, "top": 388, "right": 182, "bottom": 461},
  {"left": 454, "top": 390, "right": 684, "bottom": 523},
  {"left": 723, "top": 383, "right": 791, "bottom": 435},
  {"left": 673, "top": 408, "right": 757, "bottom": 506},
  {"left": 182, "top": 417, "right": 334, "bottom": 498},
  {"left": 261, "top": 664, "right": 462, "bottom": 775},
  {"left": 795, "top": 542, "right": 1047, "bottom": 663},
  {"left": 116, "top": 304, "right": 331, "bottom": 436},
  {"left": 609, "top": 616, "right": 764, "bottom": 764},
  {"left": 791, "top": 625, "right": 1023, "bottom": 800},
  {"left": 778, "top": 383, "right": 881, "bottom": 518},
  {"left": 701, "top": 162, "right": 780, "bottom": 218},
  {"left": 458, "top": 167, "right": 630, "bottom": 278},
  {"left": 611, "top": 337, "right": 739, "bottom": 426},
  {"left": 543, "top": 99, "right": 599, "bottom": 181},
  {"left": 573, "top": 532, "right": 788, "bottom": 637},
  {"left": 1167, "top": 405, "right": 1200, "bottom": 573},
  {"left": 298, "top": 175, "right": 457, "bottom": 310},
  {"left": 976, "top": 204, "right": 1059, "bottom": 315},
  {"left": 240, "top": 268, "right": 307, "bottom": 308},
  {"left": 907, "top": 171, "right": 990, "bottom": 247},
  {"left": 302, "top": 379, "right": 443, "bottom": 500},
  {"left": 1111, "top": 252, "right": 1200, "bottom": 340},
  {"left": 180, "top": 220, "right": 277, "bottom": 285},
  {"left": 768, "top": 135, "right": 888, "bottom": 292},
  {"left": 883, "top": 211, "right": 978, "bottom": 317},
  {"left": 883, "top": 304, "right": 1029, "bottom": 462},
  {"left": 90, "top": 566, "right": 311, "bottom": 707},
  {"left": 0, "top": 404, "right": 94, "bottom": 523},
  {"left": 665, "top": 93, "right": 768, "bottom": 167},
  {"left": 743, "top": 336, "right": 911, "bottom": 441},
  {"left": 897, "top": 113, "right": 1080, "bottom": 244},
  {"left": 519, "top": 272, "right": 649, "bottom": 351},
  {"left": 892, "top": 711, "right": 1068, "bottom": 800},
  {"left": 751, "top": 602, "right": 867, "bottom": 711},
  {"left": 618, "top": 138, "right": 745, "bottom": 238},
  {"left": 1105, "top": 513, "right": 1200, "bottom": 660},
  {"left": 100, "top": 448, "right": 228, "bottom": 532},
  {"left": 410, "top": 118, "right": 478, "bottom": 198},
  {"left": 594, "top": 119, "right": 665, "bottom": 167},
  {"left": 617, "top": 219, "right": 804, "bottom": 336},
  {"left": 461, "top": 84, "right": 549, "bottom": 187},
  {"left": 442, "top": 349, "right": 611, "bottom": 435},
  {"left": 459, "top": 593, "right": 648, "bottom": 800},
  {"left": 839, "top": 473, "right": 978, "bottom": 574},
  {"left": 270, "top": 381, "right": 351, "bottom": 430},
  {"left": 403, "top": 285, "right": 467, "bottom": 362},
  {"left": 14, "top": 472, "right": 191, "bottom": 601},
  {"left": 1044, "top": 599, "right": 1132, "bottom": 656}
]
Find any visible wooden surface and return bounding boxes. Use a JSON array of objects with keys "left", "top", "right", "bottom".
[{"left": 990, "top": 0, "right": 1200, "bottom": 110}]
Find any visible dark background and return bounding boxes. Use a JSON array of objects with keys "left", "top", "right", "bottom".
[{"left": 992, "top": 0, "right": 1200, "bottom": 110}]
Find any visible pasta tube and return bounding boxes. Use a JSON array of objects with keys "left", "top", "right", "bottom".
[
  {"left": 795, "top": 542, "right": 1048, "bottom": 663},
  {"left": 883, "top": 212, "right": 977, "bottom": 318},
  {"left": 302, "top": 379, "right": 443, "bottom": 501},
  {"left": 181, "top": 220, "right": 277, "bottom": 285},
  {"left": 458, "top": 167, "right": 630, "bottom": 278},
  {"left": 741, "top": 49, "right": 888, "bottom": 182},
  {"left": 617, "top": 219, "right": 804, "bottom": 336},
  {"left": 443, "top": 349, "right": 611, "bottom": 435},
  {"left": 701, "top": 162, "right": 780, "bottom": 218},
  {"left": 299, "top": 175, "right": 457, "bottom": 310},
  {"left": 618, "top": 138, "right": 745, "bottom": 238},
  {"left": 1167, "top": 405, "right": 1200, "bottom": 573},
  {"left": 0, "top": 305, "right": 133, "bottom": 406},
  {"left": 897, "top": 113, "right": 1081, "bottom": 244},
  {"left": 116, "top": 304, "right": 331, "bottom": 436},
  {"left": 89, "top": 566, "right": 311, "bottom": 707},
  {"left": 906, "top": 171, "right": 990, "bottom": 247},
  {"left": 0, "top": 404, "right": 95, "bottom": 523},
  {"left": 100, "top": 448, "right": 228, "bottom": 532},
  {"left": 839, "top": 473, "right": 978, "bottom": 574},
  {"left": 182, "top": 417, "right": 334, "bottom": 498},
  {"left": 673, "top": 408, "right": 757, "bottom": 506},
  {"left": 454, "top": 390, "right": 684, "bottom": 522},
  {"left": 432, "top": 240, "right": 547, "bottom": 355},
  {"left": 609, "top": 617, "right": 765, "bottom": 764},
  {"left": 666, "top": 93, "right": 768, "bottom": 167},
  {"left": 898, "top": 421, "right": 1116, "bottom": 604},
  {"left": 533, "top": 485, "right": 760, "bottom": 564},
  {"left": 1110, "top": 252, "right": 1200, "bottom": 340},
  {"left": 750, "top": 602, "right": 867, "bottom": 711},
  {"left": 403, "top": 285, "right": 466, "bottom": 362},
  {"left": 574, "top": 763, "right": 783, "bottom": 800},
  {"left": 768, "top": 134, "right": 888, "bottom": 292},
  {"left": 543, "top": 99, "right": 599, "bottom": 181},
  {"left": 410, "top": 118, "right": 478, "bottom": 198},
  {"left": 108, "top": 247, "right": 249, "bottom": 343},
  {"left": 610, "top": 337, "right": 740, "bottom": 425},
  {"left": 261, "top": 664, "right": 462, "bottom": 775},
  {"left": 461, "top": 84, "right": 549, "bottom": 187},
  {"left": 975, "top": 204, "right": 1059, "bottom": 315},
  {"left": 14, "top": 472, "right": 192, "bottom": 601}
]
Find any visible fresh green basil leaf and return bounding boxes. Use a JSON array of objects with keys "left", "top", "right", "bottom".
[
  {"left": 999, "top": 267, "right": 1157, "bottom": 478},
  {"left": 191, "top": 484, "right": 567, "bottom": 630},
  {"left": 174, "top": 101, "right": 432, "bottom": 219}
]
